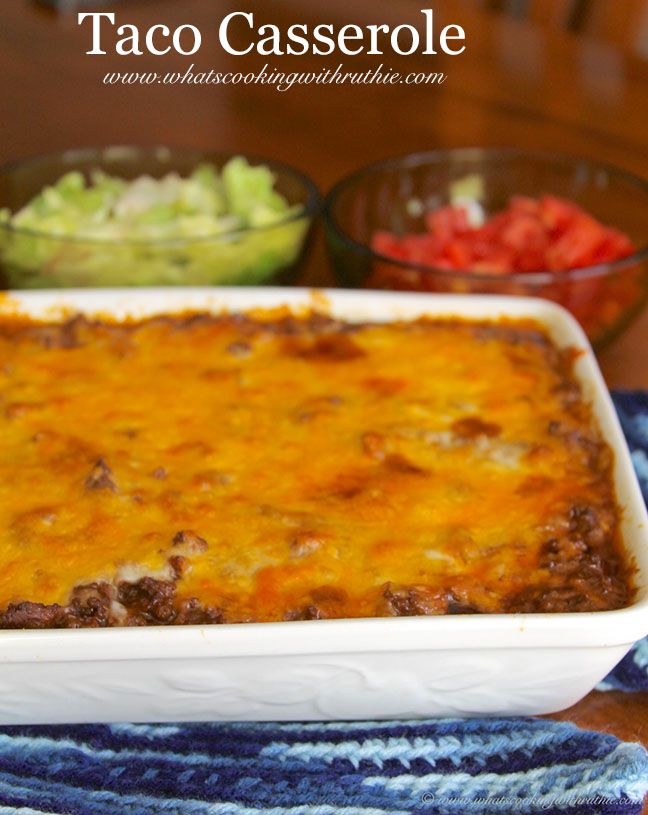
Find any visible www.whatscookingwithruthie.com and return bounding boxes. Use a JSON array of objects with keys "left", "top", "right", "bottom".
[
  {"left": 101, "top": 62, "right": 447, "bottom": 91},
  {"left": 419, "top": 792, "right": 639, "bottom": 809}
]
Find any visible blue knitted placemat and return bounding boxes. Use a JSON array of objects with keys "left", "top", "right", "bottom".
[
  {"left": 0, "top": 719, "right": 645, "bottom": 815},
  {"left": 0, "top": 392, "right": 645, "bottom": 815}
]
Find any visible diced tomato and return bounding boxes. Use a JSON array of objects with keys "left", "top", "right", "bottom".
[
  {"left": 402, "top": 234, "right": 443, "bottom": 265},
  {"left": 443, "top": 240, "right": 473, "bottom": 269},
  {"left": 373, "top": 195, "right": 635, "bottom": 276},
  {"left": 539, "top": 195, "right": 577, "bottom": 233},
  {"left": 595, "top": 229, "right": 635, "bottom": 265},
  {"left": 369, "top": 195, "right": 640, "bottom": 344},
  {"left": 546, "top": 225, "right": 600, "bottom": 271},
  {"left": 371, "top": 231, "right": 409, "bottom": 261},
  {"left": 510, "top": 195, "right": 541, "bottom": 217},
  {"left": 499, "top": 214, "right": 547, "bottom": 253},
  {"left": 425, "top": 205, "right": 471, "bottom": 241}
]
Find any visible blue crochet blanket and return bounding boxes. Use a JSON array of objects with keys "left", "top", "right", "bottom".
[{"left": 0, "top": 391, "right": 646, "bottom": 815}]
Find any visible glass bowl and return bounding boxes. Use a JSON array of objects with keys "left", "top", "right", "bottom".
[
  {"left": 0, "top": 146, "right": 321, "bottom": 289},
  {"left": 324, "top": 148, "right": 648, "bottom": 347}
]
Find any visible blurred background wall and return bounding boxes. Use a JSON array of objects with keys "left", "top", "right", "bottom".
[{"left": 463, "top": 0, "right": 648, "bottom": 56}]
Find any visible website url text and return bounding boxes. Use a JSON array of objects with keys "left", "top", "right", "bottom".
[{"left": 102, "top": 62, "right": 447, "bottom": 92}]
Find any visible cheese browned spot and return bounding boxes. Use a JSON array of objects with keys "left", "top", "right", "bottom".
[{"left": 85, "top": 458, "right": 118, "bottom": 492}]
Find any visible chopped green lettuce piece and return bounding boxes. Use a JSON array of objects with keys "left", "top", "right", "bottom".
[{"left": 0, "top": 157, "right": 309, "bottom": 287}]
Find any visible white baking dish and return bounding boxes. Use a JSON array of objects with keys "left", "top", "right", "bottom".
[{"left": 0, "top": 287, "right": 646, "bottom": 725}]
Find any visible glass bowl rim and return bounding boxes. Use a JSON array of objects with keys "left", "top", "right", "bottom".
[
  {"left": 323, "top": 146, "right": 648, "bottom": 283},
  {"left": 0, "top": 145, "right": 322, "bottom": 248}
]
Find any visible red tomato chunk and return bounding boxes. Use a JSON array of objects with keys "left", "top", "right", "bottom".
[{"left": 371, "top": 195, "right": 636, "bottom": 275}]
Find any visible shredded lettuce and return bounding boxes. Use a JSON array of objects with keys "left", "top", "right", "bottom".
[{"left": 0, "top": 157, "right": 309, "bottom": 288}]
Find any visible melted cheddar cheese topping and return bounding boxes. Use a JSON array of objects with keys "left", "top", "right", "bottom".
[{"left": 0, "top": 311, "right": 631, "bottom": 626}]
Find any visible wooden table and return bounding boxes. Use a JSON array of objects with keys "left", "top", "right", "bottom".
[{"left": 0, "top": 0, "right": 646, "bottom": 804}]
